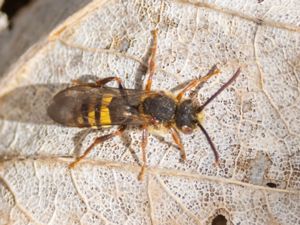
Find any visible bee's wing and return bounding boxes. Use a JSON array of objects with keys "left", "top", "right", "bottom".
[{"left": 47, "top": 85, "right": 150, "bottom": 127}]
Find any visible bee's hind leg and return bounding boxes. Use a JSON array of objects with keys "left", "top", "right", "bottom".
[
  {"left": 68, "top": 125, "right": 127, "bottom": 169},
  {"left": 138, "top": 125, "right": 149, "bottom": 181},
  {"left": 95, "top": 76, "right": 124, "bottom": 89},
  {"left": 71, "top": 76, "right": 125, "bottom": 88},
  {"left": 145, "top": 29, "right": 158, "bottom": 92}
]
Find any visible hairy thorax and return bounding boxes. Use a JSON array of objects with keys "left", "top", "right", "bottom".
[{"left": 142, "top": 93, "right": 177, "bottom": 123}]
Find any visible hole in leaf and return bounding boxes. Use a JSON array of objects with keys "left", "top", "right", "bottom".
[
  {"left": 212, "top": 214, "right": 227, "bottom": 225},
  {"left": 266, "top": 182, "right": 277, "bottom": 188}
]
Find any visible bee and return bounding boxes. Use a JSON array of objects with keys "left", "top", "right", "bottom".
[{"left": 48, "top": 30, "right": 241, "bottom": 180}]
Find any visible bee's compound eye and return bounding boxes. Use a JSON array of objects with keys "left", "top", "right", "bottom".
[{"left": 182, "top": 125, "right": 193, "bottom": 134}]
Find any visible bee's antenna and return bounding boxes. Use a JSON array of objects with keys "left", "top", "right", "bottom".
[
  {"left": 197, "top": 122, "right": 219, "bottom": 164},
  {"left": 197, "top": 68, "right": 241, "bottom": 113}
]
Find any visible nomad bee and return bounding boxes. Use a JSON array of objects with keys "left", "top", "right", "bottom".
[{"left": 48, "top": 30, "right": 241, "bottom": 180}]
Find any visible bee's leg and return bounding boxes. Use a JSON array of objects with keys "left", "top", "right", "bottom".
[
  {"left": 71, "top": 76, "right": 125, "bottom": 88},
  {"left": 138, "top": 125, "right": 148, "bottom": 181},
  {"left": 68, "top": 125, "right": 127, "bottom": 169},
  {"left": 71, "top": 79, "right": 85, "bottom": 86},
  {"left": 168, "top": 125, "right": 186, "bottom": 161},
  {"left": 95, "top": 76, "right": 124, "bottom": 88},
  {"left": 167, "top": 125, "right": 186, "bottom": 161},
  {"left": 197, "top": 68, "right": 241, "bottom": 113},
  {"left": 176, "top": 65, "right": 220, "bottom": 101},
  {"left": 145, "top": 29, "right": 158, "bottom": 92},
  {"left": 95, "top": 76, "right": 129, "bottom": 103}
]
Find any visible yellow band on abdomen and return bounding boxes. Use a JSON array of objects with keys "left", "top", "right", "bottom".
[
  {"left": 88, "top": 110, "right": 96, "bottom": 127},
  {"left": 100, "top": 95, "right": 113, "bottom": 125}
]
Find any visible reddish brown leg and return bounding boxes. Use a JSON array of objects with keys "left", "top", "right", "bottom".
[
  {"left": 71, "top": 79, "right": 84, "bottom": 86},
  {"left": 71, "top": 76, "right": 124, "bottom": 87},
  {"left": 69, "top": 125, "right": 127, "bottom": 168},
  {"left": 95, "top": 76, "right": 124, "bottom": 88},
  {"left": 95, "top": 76, "right": 129, "bottom": 103},
  {"left": 176, "top": 65, "right": 221, "bottom": 101},
  {"left": 145, "top": 29, "right": 158, "bottom": 92},
  {"left": 72, "top": 76, "right": 127, "bottom": 100},
  {"left": 138, "top": 125, "right": 149, "bottom": 181},
  {"left": 168, "top": 125, "right": 186, "bottom": 161}
]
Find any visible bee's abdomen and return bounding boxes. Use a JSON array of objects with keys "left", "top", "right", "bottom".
[
  {"left": 48, "top": 90, "right": 114, "bottom": 128},
  {"left": 79, "top": 102, "right": 90, "bottom": 127},
  {"left": 77, "top": 95, "right": 113, "bottom": 128}
]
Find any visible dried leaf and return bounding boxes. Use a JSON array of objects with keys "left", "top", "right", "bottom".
[{"left": 0, "top": 0, "right": 299, "bottom": 224}]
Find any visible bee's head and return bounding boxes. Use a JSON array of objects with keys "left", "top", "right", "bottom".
[
  {"left": 175, "top": 67, "right": 241, "bottom": 165},
  {"left": 175, "top": 100, "right": 201, "bottom": 134},
  {"left": 175, "top": 67, "right": 241, "bottom": 134}
]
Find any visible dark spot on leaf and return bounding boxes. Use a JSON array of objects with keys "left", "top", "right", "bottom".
[
  {"left": 266, "top": 182, "right": 277, "bottom": 188},
  {"left": 212, "top": 214, "right": 227, "bottom": 225}
]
